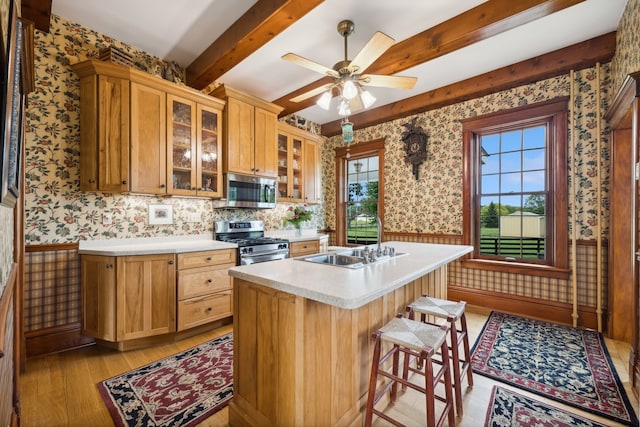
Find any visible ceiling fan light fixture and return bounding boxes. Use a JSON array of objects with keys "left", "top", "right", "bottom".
[
  {"left": 338, "top": 99, "right": 351, "bottom": 116},
  {"left": 342, "top": 79, "right": 358, "bottom": 100},
  {"left": 360, "top": 90, "right": 376, "bottom": 108},
  {"left": 316, "top": 91, "right": 332, "bottom": 110}
]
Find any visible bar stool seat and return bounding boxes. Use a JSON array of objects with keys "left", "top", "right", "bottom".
[
  {"left": 407, "top": 296, "right": 473, "bottom": 417},
  {"left": 364, "top": 316, "right": 455, "bottom": 427}
]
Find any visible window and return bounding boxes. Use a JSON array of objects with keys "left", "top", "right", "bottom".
[
  {"left": 461, "top": 98, "right": 569, "bottom": 278},
  {"left": 335, "top": 139, "right": 385, "bottom": 246}
]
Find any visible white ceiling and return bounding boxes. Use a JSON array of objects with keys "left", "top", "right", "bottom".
[{"left": 51, "top": 0, "right": 627, "bottom": 125}]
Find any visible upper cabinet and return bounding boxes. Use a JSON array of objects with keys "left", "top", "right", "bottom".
[
  {"left": 211, "top": 84, "right": 283, "bottom": 178},
  {"left": 72, "top": 60, "right": 225, "bottom": 197},
  {"left": 167, "top": 95, "right": 223, "bottom": 197},
  {"left": 277, "top": 122, "right": 322, "bottom": 204}
]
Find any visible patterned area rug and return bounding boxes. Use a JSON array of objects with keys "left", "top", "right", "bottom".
[
  {"left": 471, "top": 312, "right": 638, "bottom": 426},
  {"left": 98, "top": 334, "right": 233, "bottom": 427},
  {"left": 485, "top": 386, "right": 610, "bottom": 427}
]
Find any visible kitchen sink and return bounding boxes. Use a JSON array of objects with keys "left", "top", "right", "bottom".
[{"left": 299, "top": 248, "right": 407, "bottom": 269}]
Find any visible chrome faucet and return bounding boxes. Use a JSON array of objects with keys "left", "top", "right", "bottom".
[{"left": 375, "top": 216, "right": 382, "bottom": 253}]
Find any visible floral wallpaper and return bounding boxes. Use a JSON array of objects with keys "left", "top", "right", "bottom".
[
  {"left": 610, "top": 0, "right": 640, "bottom": 95},
  {"left": 24, "top": 14, "right": 322, "bottom": 245},
  {"left": 321, "top": 66, "right": 611, "bottom": 241}
]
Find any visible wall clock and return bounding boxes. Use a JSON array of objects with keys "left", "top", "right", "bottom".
[{"left": 401, "top": 118, "right": 429, "bottom": 180}]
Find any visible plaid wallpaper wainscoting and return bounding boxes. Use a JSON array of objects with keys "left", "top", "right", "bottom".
[{"left": 24, "top": 245, "right": 81, "bottom": 331}]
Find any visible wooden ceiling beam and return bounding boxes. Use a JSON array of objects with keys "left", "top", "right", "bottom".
[
  {"left": 321, "top": 32, "right": 616, "bottom": 136},
  {"left": 21, "top": 0, "right": 52, "bottom": 32},
  {"left": 275, "top": 0, "right": 585, "bottom": 117},
  {"left": 186, "top": 0, "right": 324, "bottom": 90}
]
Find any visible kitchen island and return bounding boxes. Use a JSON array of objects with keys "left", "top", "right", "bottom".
[{"left": 227, "top": 241, "right": 473, "bottom": 427}]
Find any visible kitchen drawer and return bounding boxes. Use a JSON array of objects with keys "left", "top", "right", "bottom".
[
  {"left": 177, "top": 291, "right": 232, "bottom": 331},
  {"left": 289, "top": 240, "right": 320, "bottom": 257},
  {"left": 178, "top": 264, "right": 232, "bottom": 299},
  {"left": 177, "top": 249, "right": 236, "bottom": 270}
]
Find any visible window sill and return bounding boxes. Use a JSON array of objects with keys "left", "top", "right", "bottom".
[{"left": 460, "top": 258, "right": 570, "bottom": 280}]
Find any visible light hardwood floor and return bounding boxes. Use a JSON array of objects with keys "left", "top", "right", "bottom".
[{"left": 19, "top": 307, "right": 639, "bottom": 426}]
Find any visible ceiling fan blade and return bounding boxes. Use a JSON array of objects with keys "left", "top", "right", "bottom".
[
  {"left": 360, "top": 74, "right": 417, "bottom": 90},
  {"left": 282, "top": 53, "right": 339, "bottom": 78},
  {"left": 290, "top": 84, "right": 335, "bottom": 103},
  {"left": 349, "top": 32, "right": 395, "bottom": 74}
]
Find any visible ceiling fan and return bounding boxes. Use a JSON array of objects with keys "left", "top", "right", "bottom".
[{"left": 282, "top": 20, "right": 417, "bottom": 116}]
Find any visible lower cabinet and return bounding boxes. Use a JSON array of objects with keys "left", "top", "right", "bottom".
[
  {"left": 176, "top": 249, "right": 236, "bottom": 331},
  {"left": 81, "top": 249, "right": 235, "bottom": 346},
  {"left": 117, "top": 254, "right": 176, "bottom": 341},
  {"left": 289, "top": 240, "right": 320, "bottom": 257}
]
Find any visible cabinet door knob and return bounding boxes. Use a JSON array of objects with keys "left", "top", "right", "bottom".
[
  {"left": 168, "top": 260, "right": 174, "bottom": 265},
  {"left": 206, "top": 256, "right": 212, "bottom": 261},
  {"left": 207, "top": 279, "right": 213, "bottom": 283},
  {"left": 121, "top": 180, "right": 127, "bottom": 185},
  {"left": 89, "top": 179, "right": 96, "bottom": 184},
  {"left": 159, "top": 184, "right": 166, "bottom": 188},
  {"left": 106, "top": 264, "right": 113, "bottom": 269},
  {"left": 206, "top": 307, "right": 213, "bottom": 312},
  {"left": 255, "top": 168, "right": 260, "bottom": 172}
]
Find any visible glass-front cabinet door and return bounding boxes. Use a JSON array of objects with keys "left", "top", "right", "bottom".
[
  {"left": 277, "top": 131, "right": 304, "bottom": 202},
  {"left": 197, "top": 104, "right": 222, "bottom": 197},
  {"left": 168, "top": 95, "right": 196, "bottom": 196},
  {"left": 167, "top": 96, "right": 222, "bottom": 197}
]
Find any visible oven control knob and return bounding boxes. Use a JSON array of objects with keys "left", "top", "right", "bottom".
[{"left": 279, "top": 244, "right": 288, "bottom": 250}]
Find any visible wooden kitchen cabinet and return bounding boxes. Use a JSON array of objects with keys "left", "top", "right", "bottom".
[
  {"left": 303, "top": 137, "right": 322, "bottom": 204},
  {"left": 176, "top": 249, "right": 236, "bottom": 331},
  {"left": 72, "top": 60, "right": 225, "bottom": 196},
  {"left": 167, "top": 95, "right": 223, "bottom": 197},
  {"left": 117, "top": 254, "right": 176, "bottom": 341},
  {"left": 130, "top": 82, "right": 167, "bottom": 193},
  {"left": 289, "top": 240, "right": 320, "bottom": 257},
  {"left": 211, "top": 84, "right": 283, "bottom": 178},
  {"left": 77, "top": 74, "right": 130, "bottom": 192},
  {"left": 81, "top": 255, "right": 117, "bottom": 341},
  {"left": 81, "top": 253, "right": 176, "bottom": 343},
  {"left": 277, "top": 122, "right": 322, "bottom": 203}
]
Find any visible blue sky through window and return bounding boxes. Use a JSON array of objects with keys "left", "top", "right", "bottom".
[{"left": 480, "top": 125, "right": 546, "bottom": 207}]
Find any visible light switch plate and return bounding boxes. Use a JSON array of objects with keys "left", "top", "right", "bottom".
[{"left": 102, "top": 212, "right": 113, "bottom": 225}]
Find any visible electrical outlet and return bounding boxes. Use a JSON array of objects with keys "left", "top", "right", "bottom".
[
  {"left": 187, "top": 213, "right": 201, "bottom": 223},
  {"left": 102, "top": 212, "right": 113, "bottom": 225}
]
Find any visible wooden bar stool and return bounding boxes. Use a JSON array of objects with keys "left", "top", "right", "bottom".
[
  {"left": 364, "top": 315, "right": 455, "bottom": 427},
  {"left": 407, "top": 296, "right": 474, "bottom": 417}
]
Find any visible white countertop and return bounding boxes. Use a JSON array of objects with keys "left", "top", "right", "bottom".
[
  {"left": 78, "top": 235, "right": 237, "bottom": 256},
  {"left": 265, "top": 229, "right": 329, "bottom": 243},
  {"left": 229, "top": 241, "right": 473, "bottom": 309}
]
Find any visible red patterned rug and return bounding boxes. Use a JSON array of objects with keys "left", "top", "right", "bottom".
[
  {"left": 98, "top": 333, "right": 233, "bottom": 427},
  {"left": 485, "top": 386, "right": 610, "bottom": 427},
  {"left": 471, "top": 312, "right": 638, "bottom": 426}
]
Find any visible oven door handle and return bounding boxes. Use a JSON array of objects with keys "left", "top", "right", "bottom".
[{"left": 240, "top": 249, "right": 289, "bottom": 265}]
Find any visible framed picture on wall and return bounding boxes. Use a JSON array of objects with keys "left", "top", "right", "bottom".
[{"left": 0, "top": 0, "right": 23, "bottom": 208}]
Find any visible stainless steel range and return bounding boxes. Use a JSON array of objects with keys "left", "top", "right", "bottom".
[{"left": 215, "top": 220, "right": 289, "bottom": 265}]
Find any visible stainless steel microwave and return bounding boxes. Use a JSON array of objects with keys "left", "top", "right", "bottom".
[{"left": 212, "top": 173, "right": 277, "bottom": 209}]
